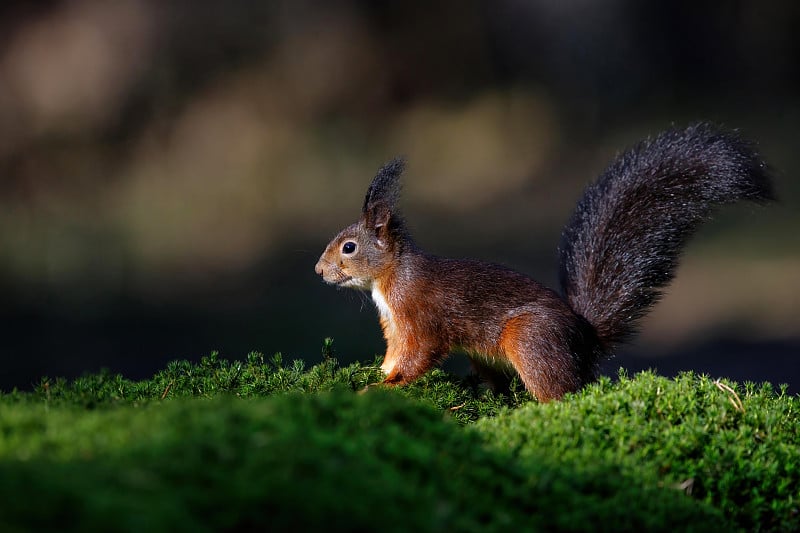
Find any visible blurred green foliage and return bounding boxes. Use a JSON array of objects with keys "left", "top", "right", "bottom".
[{"left": 1, "top": 1, "right": 799, "bottom": 392}]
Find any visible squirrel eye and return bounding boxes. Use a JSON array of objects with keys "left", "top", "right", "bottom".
[{"left": 342, "top": 241, "right": 357, "bottom": 254}]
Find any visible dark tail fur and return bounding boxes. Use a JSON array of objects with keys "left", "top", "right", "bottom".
[{"left": 558, "top": 123, "right": 774, "bottom": 348}]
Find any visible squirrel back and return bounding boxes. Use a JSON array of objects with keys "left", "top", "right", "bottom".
[{"left": 315, "top": 123, "right": 774, "bottom": 401}]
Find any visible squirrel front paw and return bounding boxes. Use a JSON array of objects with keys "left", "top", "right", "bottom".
[{"left": 382, "top": 371, "right": 404, "bottom": 385}]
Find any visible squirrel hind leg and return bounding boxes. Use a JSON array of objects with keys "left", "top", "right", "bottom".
[{"left": 498, "top": 312, "right": 590, "bottom": 402}]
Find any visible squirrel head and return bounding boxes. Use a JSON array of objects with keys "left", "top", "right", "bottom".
[{"left": 315, "top": 157, "right": 408, "bottom": 290}]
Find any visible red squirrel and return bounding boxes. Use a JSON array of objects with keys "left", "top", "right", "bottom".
[{"left": 314, "top": 123, "right": 774, "bottom": 401}]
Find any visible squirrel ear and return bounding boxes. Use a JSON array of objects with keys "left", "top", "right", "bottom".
[
  {"left": 362, "top": 157, "right": 405, "bottom": 245},
  {"left": 362, "top": 157, "right": 405, "bottom": 217},
  {"left": 367, "top": 205, "right": 392, "bottom": 248}
]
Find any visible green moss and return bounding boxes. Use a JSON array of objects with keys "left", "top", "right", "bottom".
[
  {"left": 0, "top": 343, "right": 797, "bottom": 531},
  {"left": 0, "top": 391, "right": 722, "bottom": 532},
  {"left": 20, "top": 342, "right": 528, "bottom": 424},
  {"left": 477, "top": 371, "right": 800, "bottom": 532}
]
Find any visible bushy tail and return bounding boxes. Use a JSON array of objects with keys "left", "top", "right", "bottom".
[{"left": 558, "top": 123, "right": 774, "bottom": 348}]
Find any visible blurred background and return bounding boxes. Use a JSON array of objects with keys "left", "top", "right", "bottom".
[{"left": 1, "top": 0, "right": 798, "bottom": 392}]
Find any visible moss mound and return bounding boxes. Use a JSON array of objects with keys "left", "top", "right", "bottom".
[
  {"left": 2, "top": 391, "right": 725, "bottom": 532},
  {"left": 1, "top": 345, "right": 797, "bottom": 531}
]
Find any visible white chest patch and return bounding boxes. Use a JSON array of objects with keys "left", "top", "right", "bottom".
[{"left": 371, "top": 286, "right": 393, "bottom": 325}]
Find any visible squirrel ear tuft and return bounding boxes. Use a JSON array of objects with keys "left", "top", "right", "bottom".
[{"left": 363, "top": 157, "right": 405, "bottom": 216}]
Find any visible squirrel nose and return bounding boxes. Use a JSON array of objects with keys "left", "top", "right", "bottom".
[{"left": 314, "top": 260, "right": 324, "bottom": 276}]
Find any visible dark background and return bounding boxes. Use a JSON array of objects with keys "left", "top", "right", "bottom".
[{"left": 1, "top": 1, "right": 798, "bottom": 392}]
